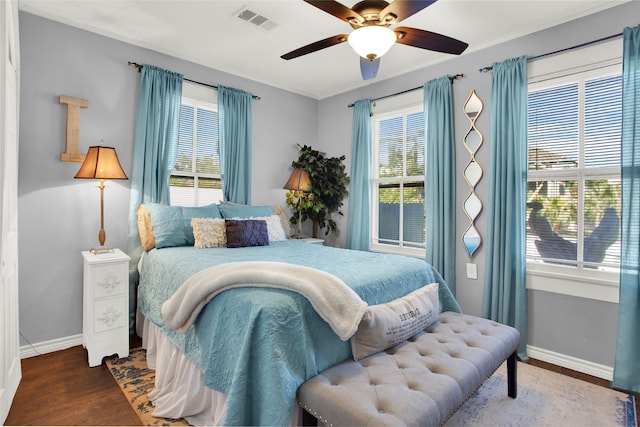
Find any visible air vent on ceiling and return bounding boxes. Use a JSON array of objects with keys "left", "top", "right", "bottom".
[{"left": 236, "top": 6, "right": 279, "bottom": 32}]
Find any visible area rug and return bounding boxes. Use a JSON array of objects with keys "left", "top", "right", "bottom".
[
  {"left": 106, "top": 348, "right": 189, "bottom": 426},
  {"left": 109, "top": 349, "right": 636, "bottom": 427},
  {"left": 444, "top": 361, "right": 637, "bottom": 427}
]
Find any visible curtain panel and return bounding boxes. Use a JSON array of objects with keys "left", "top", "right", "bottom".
[
  {"left": 126, "top": 64, "right": 183, "bottom": 332},
  {"left": 613, "top": 24, "right": 640, "bottom": 394},
  {"left": 219, "top": 85, "right": 253, "bottom": 205},
  {"left": 347, "top": 99, "right": 372, "bottom": 251},
  {"left": 482, "top": 56, "right": 528, "bottom": 360},
  {"left": 424, "top": 76, "right": 456, "bottom": 293}
]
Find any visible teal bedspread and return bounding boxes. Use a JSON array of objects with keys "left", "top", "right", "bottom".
[{"left": 137, "top": 240, "right": 460, "bottom": 426}]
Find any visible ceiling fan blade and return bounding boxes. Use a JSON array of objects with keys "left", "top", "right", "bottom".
[
  {"left": 303, "top": 0, "right": 364, "bottom": 25},
  {"left": 394, "top": 26, "right": 468, "bottom": 55},
  {"left": 281, "top": 34, "right": 349, "bottom": 60},
  {"left": 360, "top": 57, "right": 381, "bottom": 80},
  {"left": 380, "top": 0, "right": 437, "bottom": 23}
]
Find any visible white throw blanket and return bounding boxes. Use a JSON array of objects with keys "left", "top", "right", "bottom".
[{"left": 161, "top": 261, "right": 368, "bottom": 341}]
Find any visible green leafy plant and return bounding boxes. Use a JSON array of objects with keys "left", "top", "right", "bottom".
[{"left": 286, "top": 144, "right": 350, "bottom": 236}]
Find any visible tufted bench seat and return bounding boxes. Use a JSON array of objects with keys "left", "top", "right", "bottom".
[{"left": 297, "top": 311, "right": 520, "bottom": 427}]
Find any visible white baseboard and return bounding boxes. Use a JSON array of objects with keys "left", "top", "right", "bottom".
[
  {"left": 20, "top": 336, "right": 614, "bottom": 382},
  {"left": 20, "top": 334, "right": 83, "bottom": 359},
  {"left": 527, "top": 345, "right": 614, "bottom": 381}
]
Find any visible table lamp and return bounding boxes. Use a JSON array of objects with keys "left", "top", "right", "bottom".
[
  {"left": 74, "top": 142, "right": 128, "bottom": 250},
  {"left": 284, "top": 168, "right": 311, "bottom": 239}
]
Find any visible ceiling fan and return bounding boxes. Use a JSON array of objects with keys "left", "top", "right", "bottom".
[{"left": 281, "top": 0, "right": 469, "bottom": 80}]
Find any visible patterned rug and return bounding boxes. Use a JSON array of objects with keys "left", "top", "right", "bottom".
[
  {"left": 445, "top": 362, "right": 637, "bottom": 427},
  {"left": 109, "top": 348, "right": 637, "bottom": 427},
  {"left": 106, "top": 348, "right": 189, "bottom": 426}
]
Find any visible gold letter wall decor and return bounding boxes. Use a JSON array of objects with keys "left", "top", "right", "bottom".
[{"left": 59, "top": 95, "right": 88, "bottom": 162}]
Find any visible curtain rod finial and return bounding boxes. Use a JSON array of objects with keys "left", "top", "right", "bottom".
[{"left": 128, "top": 61, "right": 143, "bottom": 72}]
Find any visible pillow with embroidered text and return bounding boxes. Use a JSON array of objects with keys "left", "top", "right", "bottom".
[{"left": 351, "top": 283, "right": 440, "bottom": 361}]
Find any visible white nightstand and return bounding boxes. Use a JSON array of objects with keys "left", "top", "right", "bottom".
[
  {"left": 81, "top": 248, "right": 130, "bottom": 367},
  {"left": 298, "top": 237, "right": 324, "bottom": 245}
]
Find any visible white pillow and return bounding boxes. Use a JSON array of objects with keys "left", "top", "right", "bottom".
[
  {"left": 351, "top": 283, "right": 440, "bottom": 361},
  {"left": 238, "top": 215, "right": 287, "bottom": 242},
  {"left": 272, "top": 205, "right": 291, "bottom": 237},
  {"left": 191, "top": 218, "right": 226, "bottom": 248}
]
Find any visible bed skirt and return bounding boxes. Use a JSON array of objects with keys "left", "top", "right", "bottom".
[{"left": 140, "top": 315, "right": 303, "bottom": 426}]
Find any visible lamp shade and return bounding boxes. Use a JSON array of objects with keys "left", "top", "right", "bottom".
[
  {"left": 347, "top": 26, "right": 397, "bottom": 60},
  {"left": 74, "top": 146, "right": 128, "bottom": 180},
  {"left": 284, "top": 168, "right": 311, "bottom": 192}
]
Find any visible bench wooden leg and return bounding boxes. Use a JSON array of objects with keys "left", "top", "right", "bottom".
[
  {"left": 507, "top": 351, "right": 517, "bottom": 398},
  {"left": 302, "top": 408, "right": 318, "bottom": 426}
]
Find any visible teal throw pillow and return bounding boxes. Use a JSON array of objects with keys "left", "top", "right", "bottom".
[
  {"left": 146, "top": 202, "right": 223, "bottom": 248},
  {"left": 218, "top": 204, "right": 275, "bottom": 219},
  {"left": 181, "top": 204, "right": 222, "bottom": 245},
  {"left": 145, "top": 202, "right": 190, "bottom": 249}
]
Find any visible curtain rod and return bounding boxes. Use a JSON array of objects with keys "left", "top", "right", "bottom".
[
  {"left": 347, "top": 73, "right": 464, "bottom": 108},
  {"left": 478, "top": 32, "right": 622, "bottom": 73},
  {"left": 128, "top": 62, "right": 261, "bottom": 100}
]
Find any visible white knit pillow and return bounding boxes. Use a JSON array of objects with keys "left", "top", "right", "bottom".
[
  {"left": 351, "top": 283, "right": 440, "bottom": 361},
  {"left": 191, "top": 218, "right": 226, "bottom": 248}
]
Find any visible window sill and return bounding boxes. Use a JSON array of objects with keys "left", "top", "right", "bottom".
[{"left": 526, "top": 260, "right": 619, "bottom": 303}]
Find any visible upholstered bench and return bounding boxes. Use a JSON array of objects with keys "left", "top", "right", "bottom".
[{"left": 297, "top": 311, "right": 520, "bottom": 427}]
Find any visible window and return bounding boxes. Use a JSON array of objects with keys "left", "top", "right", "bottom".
[
  {"left": 525, "top": 39, "right": 622, "bottom": 302},
  {"left": 169, "top": 84, "right": 223, "bottom": 206},
  {"left": 527, "top": 71, "right": 622, "bottom": 269},
  {"left": 371, "top": 93, "right": 425, "bottom": 258}
]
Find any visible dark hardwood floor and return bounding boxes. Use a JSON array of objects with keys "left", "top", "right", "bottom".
[
  {"left": 5, "top": 338, "right": 142, "bottom": 426},
  {"left": 5, "top": 341, "right": 638, "bottom": 426}
]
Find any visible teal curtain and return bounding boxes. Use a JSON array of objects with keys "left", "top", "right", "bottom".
[
  {"left": 126, "top": 64, "right": 183, "bottom": 332},
  {"left": 613, "top": 24, "right": 640, "bottom": 394},
  {"left": 219, "top": 85, "right": 253, "bottom": 204},
  {"left": 424, "top": 76, "right": 456, "bottom": 292},
  {"left": 482, "top": 56, "right": 528, "bottom": 360},
  {"left": 347, "top": 99, "right": 372, "bottom": 251}
]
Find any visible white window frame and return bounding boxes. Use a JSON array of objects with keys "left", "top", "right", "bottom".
[
  {"left": 526, "top": 38, "right": 622, "bottom": 303},
  {"left": 370, "top": 91, "right": 426, "bottom": 259},
  {"left": 169, "top": 82, "right": 223, "bottom": 207}
]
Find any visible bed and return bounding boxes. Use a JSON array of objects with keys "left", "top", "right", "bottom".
[{"left": 134, "top": 202, "right": 460, "bottom": 426}]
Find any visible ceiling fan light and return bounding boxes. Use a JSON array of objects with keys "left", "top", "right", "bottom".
[{"left": 348, "top": 26, "right": 396, "bottom": 59}]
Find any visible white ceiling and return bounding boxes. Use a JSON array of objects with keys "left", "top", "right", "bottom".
[{"left": 19, "top": 0, "right": 629, "bottom": 99}]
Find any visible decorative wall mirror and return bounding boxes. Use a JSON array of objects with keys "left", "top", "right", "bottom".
[{"left": 462, "top": 90, "right": 484, "bottom": 257}]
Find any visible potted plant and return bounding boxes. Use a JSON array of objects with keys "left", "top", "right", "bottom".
[{"left": 286, "top": 144, "right": 349, "bottom": 237}]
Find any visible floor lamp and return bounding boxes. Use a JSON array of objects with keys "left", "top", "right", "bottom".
[
  {"left": 74, "top": 143, "right": 128, "bottom": 252},
  {"left": 284, "top": 168, "right": 311, "bottom": 239}
]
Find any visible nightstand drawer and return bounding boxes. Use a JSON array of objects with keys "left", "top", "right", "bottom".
[
  {"left": 93, "top": 264, "right": 127, "bottom": 298},
  {"left": 93, "top": 295, "right": 127, "bottom": 333}
]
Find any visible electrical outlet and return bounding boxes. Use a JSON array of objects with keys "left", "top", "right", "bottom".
[{"left": 466, "top": 263, "right": 478, "bottom": 280}]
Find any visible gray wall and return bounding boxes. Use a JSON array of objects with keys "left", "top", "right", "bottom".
[
  {"left": 18, "top": 12, "right": 317, "bottom": 345},
  {"left": 318, "top": 1, "right": 639, "bottom": 367},
  {"left": 18, "top": 2, "right": 637, "bottom": 369}
]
